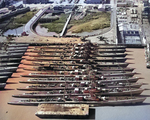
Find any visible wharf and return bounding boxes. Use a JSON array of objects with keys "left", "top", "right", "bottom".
[
  {"left": 0, "top": 43, "right": 149, "bottom": 120},
  {"left": 11, "top": 36, "right": 83, "bottom": 44}
]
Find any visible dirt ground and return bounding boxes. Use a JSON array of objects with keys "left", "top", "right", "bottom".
[{"left": 0, "top": 48, "right": 150, "bottom": 120}]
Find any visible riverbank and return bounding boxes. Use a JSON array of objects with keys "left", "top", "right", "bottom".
[
  {"left": 0, "top": 10, "right": 37, "bottom": 34},
  {"left": 68, "top": 12, "right": 110, "bottom": 33},
  {"left": 96, "top": 48, "right": 150, "bottom": 120},
  {"left": 0, "top": 48, "right": 150, "bottom": 120}
]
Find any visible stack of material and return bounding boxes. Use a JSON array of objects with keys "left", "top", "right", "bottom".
[
  {"left": 0, "top": 43, "right": 28, "bottom": 89},
  {"left": 8, "top": 42, "right": 146, "bottom": 106},
  {"left": 35, "top": 104, "right": 89, "bottom": 117}
]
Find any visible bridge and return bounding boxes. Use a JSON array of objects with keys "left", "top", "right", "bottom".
[
  {"left": 24, "top": 5, "right": 50, "bottom": 36},
  {"left": 60, "top": 13, "right": 72, "bottom": 37}
]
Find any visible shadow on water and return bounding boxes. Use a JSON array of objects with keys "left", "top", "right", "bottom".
[
  {"left": 10, "top": 76, "right": 20, "bottom": 78},
  {"left": 16, "top": 71, "right": 26, "bottom": 73},
  {"left": 6, "top": 82, "right": 18, "bottom": 84},
  {"left": 140, "top": 95, "right": 150, "bottom": 97},
  {"left": 142, "top": 83, "right": 149, "bottom": 85},
  {"left": 140, "top": 103, "right": 150, "bottom": 106},
  {"left": 144, "top": 88, "right": 150, "bottom": 90},
  {"left": 37, "top": 108, "right": 95, "bottom": 119},
  {"left": 0, "top": 88, "right": 15, "bottom": 91}
]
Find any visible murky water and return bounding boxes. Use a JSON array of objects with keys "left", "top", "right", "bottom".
[
  {"left": 0, "top": 48, "right": 150, "bottom": 120},
  {"left": 3, "top": 26, "right": 24, "bottom": 37},
  {"left": 35, "top": 25, "right": 58, "bottom": 37}
]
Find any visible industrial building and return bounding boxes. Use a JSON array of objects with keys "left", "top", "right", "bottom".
[
  {"left": 23, "top": 0, "right": 49, "bottom": 4},
  {"left": 118, "top": 23, "right": 142, "bottom": 45},
  {"left": 84, "top": 0, "right": 102, "bottom": 4}
]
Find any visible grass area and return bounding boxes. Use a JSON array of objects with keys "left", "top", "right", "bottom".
[
  {"left": 14, "top": 10, "right": 37, "bottom": 24},
  {"left": 68, "top": 12, "right": 110, "bottom": 33},
  {"left": 0, "top": 10, "right": 37, "bottom": 32},
  {"left": 41, "top": 23, "right": 65, "bottom": 33},
  {"left": 40, "top": 13, "right": 69, "bottom": 33}
]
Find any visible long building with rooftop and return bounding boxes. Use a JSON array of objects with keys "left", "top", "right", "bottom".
[{"left": 23, "top": 0, "right": 49, "bottom": 4}]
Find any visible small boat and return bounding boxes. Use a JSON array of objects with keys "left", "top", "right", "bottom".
[
  {"left": 22, "top": 60, "right": 129, "bottom": 68},
  {"left": 19, "top": 77, "right": 140, "bottom": 84},
  {"left": 24, "top": 57, "right": 71, "bottom": 61},
  {"left": 98, "top": 71, "right": 137, "bottom": 77},
  {"left": 12, "top": 88, "right": 144, "bottom": 98},
  {"left": 0, "top": 76, "right": 9, "bottom": 83},
  {"left": 24, "top": 57, "right": 127, "bottom": 63},
  {"left": 93, "top": 62, "right": 129, "bottom": 67},
  {"left": 0, "top": 43, "right": 29, "bottom": 47},
  {"left": 26, "top": 48, "right": 73, "bottom": 53},
  {"left": 0, "top": 63, "right": 19, "bottom": 67},
  {"left": 21, "top": 71, "right": 136, "bottom": 77},
  {"left": 35, "top": 104, "right": 89, "bottom": 117},
  {"left": 23, "top": 65, "right": 80, "bottom": 71},
  {"left": 93, "top": 53, "right": 127, "bottom": 57},
  {"left": 91, "top": 45, "right": 126, "bottom": 49},
  {"left": 96, "top": 67, "right": 135, "bottom": 71},
  {"left": 0, "top": 67, "right": 18, "bottom": 72},
  {"left": 0, "top": 50, "right": 26, "bottom": 54},
  {"left": 74, "top": 0, "right": 79, "bottom": 4},
  {"left": 22, "top": 60, "right": 82, "bottom": 66},
  {"left": 21, "top": 72, "right": 135, "bottom": 78},
  {"left": 27, "top": 44, "right": 125, "bottom": 49},
  {"left": 27, "top": 47, "right": 126, "bottom": 54},
  {"left": 93, "top": 57, "right": 127, "bottom": 62},
  {"left": 8, "top": 97, "right": 146, "bottom": 106},
  {"left": 24, "top": 52, "right": 73, "bottom": 57},
  {"left": 0, "top": 58, "right": 22, "bottom": 62},
  {"left": 23, "top": 66, "right": 135, "bottom": 72},
  {"left": 0, "top": 53, "right": 24, "bottom": 58},
  {"left": 8, "top": 43, "right": 29, "bottom": 47},
  {"left": 24, "top": 57, "right": 89, "bottom": 62},
  {"left": 97, "top": 49, "right": 126, "bottom": 53},
  {"left": 0, "top": 83, "right": 6, "bottom": 89},
  {"left": 68, "top": 0, "right": 73, "bottom": 3},
  {"left": 27, "top": 53, "right": 88, "bottom": 59},
  {"left": 0, "top": 72, "right": 13, "bottom": 77},
  {"left": 1, "top": 47, "right": 28, "bottom": 51},
  {"left": 17, "top": 82, "right": 143, "bottom": 91},
  {"left": 21, "top": 72, "right": 135, "bottom": 80}
]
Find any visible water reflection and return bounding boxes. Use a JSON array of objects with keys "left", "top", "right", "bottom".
[{"left": 3, "top": 26, "right": 24, "bottom": 36}]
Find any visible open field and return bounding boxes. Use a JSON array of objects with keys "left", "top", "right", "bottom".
[
  {"left": 14, "top": 10, "right": 37, "bottom": 24},
  {"left": 68, "top": 12, "right": 110, "bottom": 33},
  {"left": 40, "top": 14, "right": 69, "bottom": 33},
  {"left": 0, "top": 10, "right": 37, "bottom": 32}
]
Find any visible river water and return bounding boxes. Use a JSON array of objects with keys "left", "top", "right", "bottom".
[
  {"left": 0, "top": 48, "right": 150, "bottom": 120},
  {"left": 35, "top": 25, "right": 58, "bottom": 37},
  {"left": 3, "top": 26, "right": 24, "bottom": 37}
]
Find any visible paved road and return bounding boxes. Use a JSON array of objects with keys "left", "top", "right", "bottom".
[
  {"left": 60, "top": 13, "right": 72, "bottom": 37},
  {"left": 24, "top": 0, "right": 117, "bottom": 40},
  {"left": 111, "top": 0, "right": 117, "bottom": 43},
  {"left": 96, "top": 48, "right": 150, "bottom": 120},
  {"left": 86, "top": 0, "right": 117, "bottom": 44},
  {"left": 24, "top": 5, "right": 50, "bottom": 36}
]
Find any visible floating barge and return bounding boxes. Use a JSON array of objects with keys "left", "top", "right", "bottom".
[
  {"left": 12, "top": 88, "right": 144, "bottom": 98},
  {"left": 17, "top": 82, "right": 143, "bottom": 91},
  {"left": 0, "top": 83, "right": 6, "bottom": 89},
  {"left": 35, "top": 104, "right": 89, "bottom": 118},
  {"left": 8, "top": 97, "right": 146, "bottom": 106},
  {"left": 8, "top": 42, "right": 145, "bottom": 107},
  {"left": 19, "top": 77, "right": 141, "bottom": 84}
]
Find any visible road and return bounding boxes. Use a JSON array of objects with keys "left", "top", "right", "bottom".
[
  {"left": 24, "top": 5, "right": 50, "bottom": 36},
  {"left": 23, "top": 0, "right": 117, "bottom": 40},
  {"left": 110, "top": 0, "right": 117, "bottom": 44},
  {"left": 60, "top": 13, "right": 72, "bottom": 37},
  {"left": 84, "top": 0, "right": 117, "bottom": 44}
]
